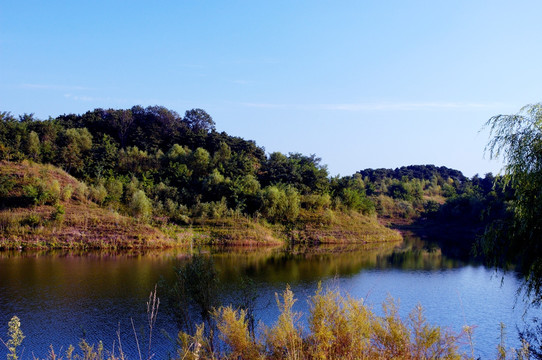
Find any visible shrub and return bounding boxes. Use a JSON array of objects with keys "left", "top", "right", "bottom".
[
  {"left": 260, "top": 185, "right": 300, "bottom": 223},
  {"left": 49, "top": 179, "right": 61, "bottom": 204},
  {"left": 23, "top": 178, "right": 57, "bottom": 206},
  {"left": 73, "top": 182, "right": 89, "bottom": 202},
  {"left": 301, "top": 193, "right": 331, "bottom": 211},
  {"left": 50, "top": 204, "right": 65, "bottom": 223},
  {"left": 5, "top": 316, "right": 24, "bottom": 360},
  {"left": 130, "top": 190, "right": 152, "bottom": 221},
  {"left": 21, "top": 213, "right": 41, "bottom": 228},
  {"left": 60, "top": 184, "right": 73, "bottom": 202},
  {"left": 214, "top": 306, "right": 261, "bottom": 359},
  {"left": 104, "top": 177, "right": 123, "bottom": 204},
  {"left": 0, "top": 174, "right": 15, "bottom": 197},
  {"left": 89, "top": 184, "right": 108, "bottom": 205},
  {"left": 264, "top": 285, "right": 303, "bottom": 359}
]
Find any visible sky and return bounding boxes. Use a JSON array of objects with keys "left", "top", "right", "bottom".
[{"left": 2, "top": 1, "right": 542, "bottom": 177}]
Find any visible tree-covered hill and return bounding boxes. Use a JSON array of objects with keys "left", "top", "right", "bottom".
[{"left": 0, "top": 106, "right": 403, "bottom": 248}]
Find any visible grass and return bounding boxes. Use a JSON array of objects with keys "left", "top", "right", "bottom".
[
  {"left": 290, "top": 209, "right": 402, "bottom": 244},
  {"left": 193, "top": 217, "right": 284, "bottom": 246}
]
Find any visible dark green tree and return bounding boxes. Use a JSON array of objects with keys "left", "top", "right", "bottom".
[{"left": 184, "top": 108, "right": 215, "bottom": 133}]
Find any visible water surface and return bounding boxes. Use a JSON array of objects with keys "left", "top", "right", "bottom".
[{"left": 0, "top": 237, "right": 536, "bottom": 359}]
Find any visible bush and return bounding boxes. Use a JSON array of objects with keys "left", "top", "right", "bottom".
[
  {"left": 50, "top": 204, "right": 65, "bottom": 223},
  {"left": 21, "top": 213, "right": 41, "bottom": 228},
  {"left": 89, "top": 184, "right": 108, "bottom": 205},
  {"left": 23, "top": 178, "right": 58, "bottom": 206},
  {"left": 130, "top": 190, "right": 152, "bottom": 221},
  {"left": 73, "top": 182, "right": 89, "bottom": 202},
  {"left": 301, "top": 193, "right": 331, "bottom": 211},
  {"left": 260, "top": 185, "right": 300, "bottom": 223},
  {"left": 104, "top": 177, "right": 123, "bottom": 204},
  {"left": 49, "top": 179, "right": 61, "bottom": 204},
  {"left": 214, "top": 306, "right": 261, "bottom": 359},
  {"left": 0, "top": 174, "right": 15, "bottom": 197},
  {"left": 60, "top": 185, "right": 73, "bottom": 202}
]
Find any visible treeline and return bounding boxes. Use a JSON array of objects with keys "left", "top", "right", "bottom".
[
  {"left": 0, "top": 107, "right": 373, "bottom": 227},
  {"left": 354, "top": 165, "right": 507, "bottom": 227}
]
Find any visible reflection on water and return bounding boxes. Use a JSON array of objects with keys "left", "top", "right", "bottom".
[{"left": 0, "top": 236, "right": 534, "bottom": 359}]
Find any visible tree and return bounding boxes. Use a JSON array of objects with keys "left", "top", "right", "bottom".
[
  {"left": 260, "top": 185, "right": 300, "bottom": 223},
  {"left": 184, "top": 108, "right": 215, "bottom": 133},
  {"left": 60, "top": 128, "right": 93, "bottom": 174},
  {"left": 130, "top": 189, "right": 152, "bottom": 221},
  {"left": 25, "top": 131, "right": 40, "bottom": 161},
  {"left": 481, "top": 103, "right": 542, "bottom": 302}
]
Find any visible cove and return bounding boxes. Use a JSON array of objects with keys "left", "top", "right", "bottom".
[{"left": 0, "top": 236, "right": 536, "bottom": 359}]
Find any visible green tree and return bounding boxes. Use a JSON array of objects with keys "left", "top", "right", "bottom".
[
  {"left": 260, "top": 185, "right": 300, "bottom": 223},
  {"left": 60, "top": 128, "right": 93, "bottom": 174},
  {"left": 184, "top": 108, "right": 215, "bottom": 133},
  {"left": 25, "top": 131, "right": 41, "bottom": 161},
  {"left": 130, "top": 189, "right": 152, "bottom": 220},
  {"left": 481, "top": 103, "right": 542, "bottom": 301}
]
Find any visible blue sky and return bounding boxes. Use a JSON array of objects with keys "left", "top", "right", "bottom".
[{"left": 2, "top": 1, "right": 542, "bottom": 177}]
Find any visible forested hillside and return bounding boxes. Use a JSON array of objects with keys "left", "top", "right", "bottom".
[
  {"left": 0, "top": 106, "right": 508, "bottom": 250},
  {"left": 356, "top": 165, "right": 507, "bottom": 226},
  {"left": 0, "top": 106, "right": 403, "bottom": 248}
]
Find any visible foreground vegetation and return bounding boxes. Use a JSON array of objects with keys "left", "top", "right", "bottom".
[{"left": 1, "top": 285, "right": 530, "bottom": 360}]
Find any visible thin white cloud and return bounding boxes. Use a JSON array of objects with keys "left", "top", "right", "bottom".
[
  {"left": 238, "top": 102, "right": 289, "bottom": 109},
  {"left": 232, "top": 80, "right": 253, "bottom": 85},
  {"left": 238, "top": 101, "right": 506, "bottom": 111},
  {"left": 64, "top": 94, "right": 98, "bottom": 102},
  {"left": 320, "top": 102, "right": 505, "bottom": 111},
  {"left": 63, "top": 93, "right": 169, "bottom": 106},
  {"left": 177, "top": 63, "right": 205, "bottom": 69},
  {"left": 21, "top": 83, "right": 90, "bottom": 91}
]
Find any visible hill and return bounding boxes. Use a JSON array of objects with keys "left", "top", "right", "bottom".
[
  {"left": 0, "top": 161, "right": 176, "bottom": 249},
  {"left": 0, "top": 160, "right": 400, "bottom": 249}
]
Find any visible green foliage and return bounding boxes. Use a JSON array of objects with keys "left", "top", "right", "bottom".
[
  {"left": 190, "top": 147, "right": 211, "bottom": 178},
  {"left": 21, "top": 213, "right": 42, "bottom": 228},
  {"left": 339, "top": 188, "right": 375, "bottom": 215},
  {"left": 26, "top": 130, "right": 40, "bottom": 161},
  {"left": 301, "top": 193, "right": 331, "bottom": 211},
  {"left": 130, "top": 190, "right": 152, "bottom": 221},
  {"left": 260, "top": 185, "right": 300, "bottom": 223},
  {"left": 0, "top": 175, "right": 15, "bottom": 197},
  {"left": 481, "top": 102, "right": 542, "bottom": 302},
  {"left": 23, "top": 178, "right": 58, "bottom": 206},
  {"left": 50, "top": 204, "right": 65, "bottom": 223},
  {"left": 60, "top": 128, "right": 93, "bottom": 175},
  {"left": 73, "top": 182, "right": 89, "bottom": 202},
  {"left": 104, "top": 177, "right": 123, "bottom": 204},
  {"left": 89, "top": 184, "right": 108, "bottom": 205},
  {"left": 61, "top": 184, "right": 73, "bottom": 202},
  {"left": 3, "top": 105, "right": 499, "bottom": 247}
]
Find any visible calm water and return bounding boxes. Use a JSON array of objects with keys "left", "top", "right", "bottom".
[{"left": 0, "top": 237, "right": 537, "bottom": 359}]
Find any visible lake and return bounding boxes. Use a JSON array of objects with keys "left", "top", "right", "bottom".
[{"left": 0, "top": 235, "right": 537, "bottom": 359}]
